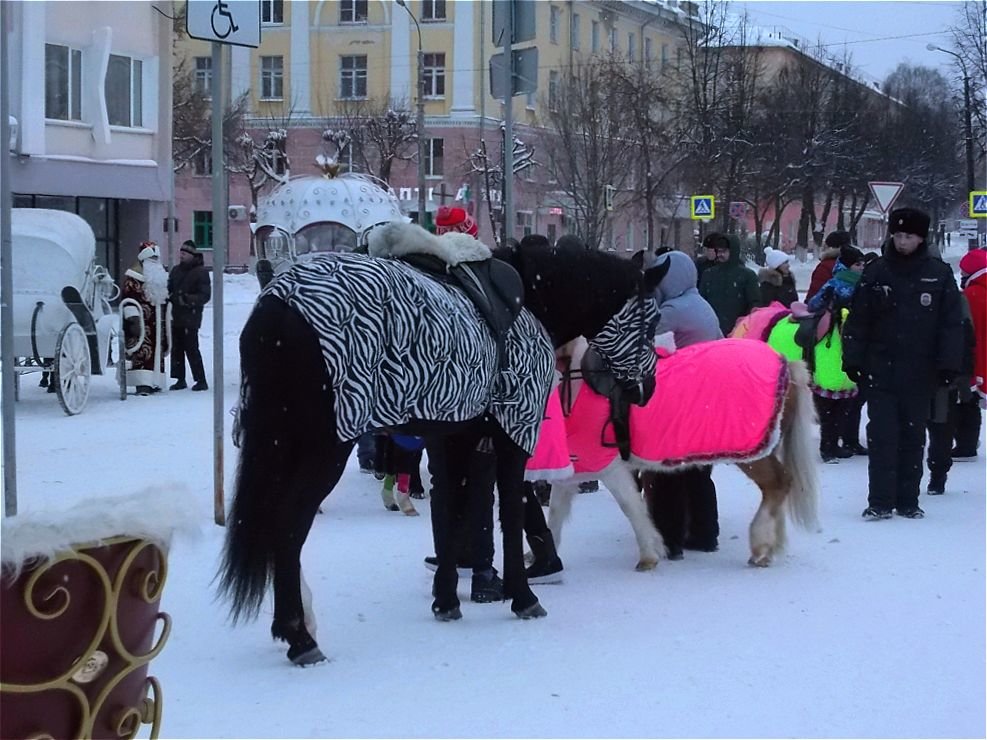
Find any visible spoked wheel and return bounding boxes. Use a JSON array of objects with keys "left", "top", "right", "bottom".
[{"left": 54, "top": 322, "right": 92, "bottom": 415}]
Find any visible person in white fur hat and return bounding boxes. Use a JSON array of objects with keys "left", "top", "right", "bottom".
[
  {"left": 757, "top": 246, "right": 799, "bottom": 307},
  {"left": 121, "top": 241, "right": 170, "bottom": 396}
]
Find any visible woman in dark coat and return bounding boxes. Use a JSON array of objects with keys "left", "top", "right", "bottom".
[{"left": 758, "top": 247, "right": 799, "bottom": 307}]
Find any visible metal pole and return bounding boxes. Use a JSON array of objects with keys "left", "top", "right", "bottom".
[
  {"left": 502, "top": 0, "right": 513, "bottom": 247},
  {"left": 0, "top": 0, "right": 16, "bottom": 516},
  {"left": 211, "top": 41, "right": 227, "bottom": 526},
  {"left": 416, "top": 44, "right": 426, "bottom": 225}
]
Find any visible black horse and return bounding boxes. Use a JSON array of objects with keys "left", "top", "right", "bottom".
[{"left": 219, "top": 224, "right": 667, "bottom": 665}]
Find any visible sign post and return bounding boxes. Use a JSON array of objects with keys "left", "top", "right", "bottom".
[{"left": 186, "top": 0, "right": 261, "bottom": 526}]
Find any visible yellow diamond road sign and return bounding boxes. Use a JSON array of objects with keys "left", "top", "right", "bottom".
[
  {"left": 971, "top": 191, "right": 987, "bottom": 218},
  {"left": 691, "top": 195, "right": 715, "bottom": 220}
]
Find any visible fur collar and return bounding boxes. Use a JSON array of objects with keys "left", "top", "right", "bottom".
[
  {"left": 368, "top": 221, "right": 491, "bottom": 266},
  {"left": 125, "top": 267, "right": 146, "bottom": 282},
  {"left": 758, "top": 266, "right": 784, "bottom": 286}
]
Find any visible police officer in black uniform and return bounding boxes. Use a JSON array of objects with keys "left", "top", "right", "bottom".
[{"left": 842, "top": 207, "right": 964, "bottom": 520}]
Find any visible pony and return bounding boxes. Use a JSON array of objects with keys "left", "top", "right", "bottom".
[
  {"left": 543, "top": 335, "right": 819, "bottom": 570},
  {"left": 218, "top": 223, "right": 668, "bottom": 665}
]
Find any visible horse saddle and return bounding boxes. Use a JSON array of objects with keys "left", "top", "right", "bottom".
[
  {"left": 399, "top": 253, "right": 525, "bottom": 369},
  {"left": 581, "top": 345, "right": 634, "bottom": 461}
]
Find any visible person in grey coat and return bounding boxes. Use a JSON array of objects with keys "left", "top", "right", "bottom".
[{"left": 640, "top": 249, "right": 723, "bottom": 559}]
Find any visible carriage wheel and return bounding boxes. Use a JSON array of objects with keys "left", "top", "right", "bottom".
[{"left": 54, "top": 322, "right": 92, "bottom": 415}]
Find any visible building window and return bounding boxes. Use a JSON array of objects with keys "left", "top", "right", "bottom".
[
  {"left": 422, "top": 0, "right": 446, "bottom": 21},
  {"left": 423, "top": 53, "right": 445, "bottom": 98},
  {"left": 340, "top": 55, "right": 368, "bottom": 99},
  {"left": 661, "top": 43, "right": 669, "bottom": 68},
  {"left": 272, "top": 149, "right": 287, "bottom": 175},
  {"left": 677, "top": 47, "right": 684, "bottom": 68},
  {"left": 106, "top": 54, "right": 143, "bottom": 127},
  {"left": 260, "top": 56, "right": 284, "bottom": 99},
  {"left": 194, "top": 56, "right": 212, "bottom": 97},
  {"left": 45, "top": 44, "right": 82, "bottom": 121},
  {"left": 192, "top": 149, "right": 212, "bottom": 176},
  {"left": 571, "top": 13, "right": 580, "bottom": 50},
  {"left": 591, "top": 21, "right": 600, "bottom": 53},
  {"left": 193, "top": 210, "right": 213, "bottom": 250},
  {"left": 516, "top": 211, "right": 533, "bottom": 238},
  {"left": 609, "top": 27, "right": 617, "bottom": 54},
  {"left": 425, "top": 138, "right": 444, "bottom": 177},
  {"left": 549, "top": 6, "right": 560, "bottom": 44},
  {"left": 525, "top": 89, "right": 536, "bottom": 108},
  {"left": 645, "top": 37, "right": 653, "bottom": 68},
  {"left": 548, "top": 70, "right": 559, "bottom": 110},
  {"left": 340, "top": 0, "right": 368, "bottom": 23},
  {"left": 628, "top": 33, "right": 636, "bottom": 61},
  {"left": 261, "top": 0, "right": 284, "bottom": 24},
  {"left": 547, "top": 222, "right": 557, "bottom": 244}
]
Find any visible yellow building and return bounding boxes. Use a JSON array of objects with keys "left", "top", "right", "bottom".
[{"left": 175, "top": 0, "right": 698, "bottom": 262}]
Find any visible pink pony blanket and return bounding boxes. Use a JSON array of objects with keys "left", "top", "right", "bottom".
[
  {"left": 525, "top": 386, "right": 575, "bottom": 480},
  {"left": 559, "top": 339, "right": 788, "bottom": 474}
]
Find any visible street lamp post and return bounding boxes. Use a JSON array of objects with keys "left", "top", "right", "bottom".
[
  {"left": 397, "top": 0, "right": 427, "bottom": 227},
  {"left": 928, "top": 43, "right": 975, "bottom": 196}
]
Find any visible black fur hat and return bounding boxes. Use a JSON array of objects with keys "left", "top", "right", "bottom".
[
  {"left": 888, "top": 207, "right": 930, "bottom": 239},
  {"left": 824, "top": 230, "right": 851, "bottom": 248},
  {"left": 839, "top": 245, "right": 864, "bottom": 267}
]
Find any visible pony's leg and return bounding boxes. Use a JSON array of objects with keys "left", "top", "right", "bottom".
[
  {"left": 493, "top": 429, "right": 546, "bottom": 619},
  {"left": 271, "top": 440, "right": 354, "bottom": 665},
  {"left": 601, "top": 464, "right": 662, "bottom": 571},
  {"left": 738, "top": 456, "right": 790, "bottom": 567},
  {"left": 546, "top": 481, "right": 577, "bottom": 555}
]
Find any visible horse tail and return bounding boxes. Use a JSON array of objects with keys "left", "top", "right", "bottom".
[
  {"left": 781, "top": 359, "right": 820, "bottom": 530},
  {"left": 218, "top": 295, "right": 299, "bottom": 623}
]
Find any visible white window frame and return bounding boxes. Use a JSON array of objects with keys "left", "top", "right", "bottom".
[
  {"left": 421, "top": 0, "right": 446, "bottom": 22},
  {"left": 340, "top": 0, "right": 368, "bottom": 24},
  {"left": 261, "top": 0, "right": 284, "bottom": 25},
  {"left": 106, "top": 53, "right": 143, "bottom": 128},
  {"left": 45, "top": 43, "right": 83, "bottom": 122},
  {"left": 549, "top": 6, "right": 560, "bottom": 44},
  {"left": 571, "top": 13, "right": 580, "bottom": 50},
  {"left": 192, "top": 148, "right": 212, "bottom": 177},
  {"left": 194, "top": 56, "right": 212, "bottom": 98},
  {"left": 425, "top": 137, "right": 444, "bottom": 178},
  {"left": 516, "top": 210, "right": 534, "bottom": 238},
  {"left": 340, "top": 55, "right": 368, "bottom": 99},
  {"left": 260, "top": 56, "right": 284, "bottom": 100},
  {"left": 423, "top": 52, "right": 445, "bottom": 98}
]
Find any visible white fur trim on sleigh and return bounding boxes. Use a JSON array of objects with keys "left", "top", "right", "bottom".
[
  {"left": 1, "top": 485, "right": 203, "bottom": 575},
  {"left": 367, "top": 221, "right": 492, "bottom": 265}
]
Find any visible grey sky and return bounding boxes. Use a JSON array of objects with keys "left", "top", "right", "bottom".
[{"left": 734, "top": 1, "right": 964, "bottom": 84}]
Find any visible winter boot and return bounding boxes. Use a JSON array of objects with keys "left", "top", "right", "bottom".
[
  {"left": 861, "top": 506, "right": 893, "bottom": 520},
  {"left": 380, "top": 475, "right": 399, "bottom": 512},
  {"left": 470, "top": 569, "right": 504, "bottom": 603},
  {"left": 927, "top": 473, "right": 947, "bottom": 496},
  {"left": 170, "top": 380, "right": 187, "bottom": 391},
  {"left": 394, "top": 473, "right": 419, "bottom": 516},
  {"left": 525, "top": 532, "right": 564, "bottom": 584},
  {"left": 895, "top": 505, "right": 925, "bottom": 519}
]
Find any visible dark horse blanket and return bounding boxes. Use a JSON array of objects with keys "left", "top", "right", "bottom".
[{"left": 262, "top": 252, "right": 556, "bottom": 454}]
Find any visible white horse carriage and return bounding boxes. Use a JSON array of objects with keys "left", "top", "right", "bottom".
[
  {"left": 11, "top": 208, "right": 120, "bottom": 415},
  {"left": 252, "top": 166, "right": 407, "bottom": 285}
]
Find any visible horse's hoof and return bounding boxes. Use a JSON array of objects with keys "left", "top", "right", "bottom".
[
  {"left": 747, "top": 555, "right": 771, "bottom": 568},
  {"left": 514, "top": 601, "right": 548, "bottom": 619},
  {"left": 432, "top": 605, "right": 463, "bottom": 622},
  {"left": 402, "top": 509, "right": 420, "bottom": 517},
  {"left": 289, "top": 646, "right": 328, "bottom": 666},
  {"left": 635, "top": 558, "right": 658, "bottom": 571}
]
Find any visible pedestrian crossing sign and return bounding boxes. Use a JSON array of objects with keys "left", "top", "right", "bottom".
[
  {"left": 971, "top": 191, "right": 987, "bottom": 218},
  {"left": 691, "top": 195, "right": 715, "bottom": 220}
]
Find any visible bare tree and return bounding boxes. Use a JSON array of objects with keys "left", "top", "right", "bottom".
[
  {"left": 950, "top": 1, "right": 987, "bottom": 188},
  {"left": 467, "top": 126, "right": 537, "bottom": 246},
  {"left": 541, "top": 58, "right": 637, "bottom": 250},
  {"left": 325, "top": 98, "right": 418, "bottom": 185}
]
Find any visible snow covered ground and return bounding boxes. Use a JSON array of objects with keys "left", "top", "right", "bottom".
[{"left": 4, "top": 249, "right": 985, "bottom": 739}]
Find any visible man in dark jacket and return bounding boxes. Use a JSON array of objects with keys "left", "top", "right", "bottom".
[
  {"left": 842, "top": 207, "right": 964, "bottom": 520},
  {"left": 698, "top": 232, "right": 760, "bottom": 335},
  {"left": 168, "top": 240, "right": 212, "bottom": 391}
]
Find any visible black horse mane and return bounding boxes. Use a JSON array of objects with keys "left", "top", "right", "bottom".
[{"left": 493, "top": 240, "right": 643, "bottom": 347}]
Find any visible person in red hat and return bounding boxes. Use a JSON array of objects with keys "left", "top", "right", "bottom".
[{"left": 434, "top": 205, "right": 478, "bottom": 237}]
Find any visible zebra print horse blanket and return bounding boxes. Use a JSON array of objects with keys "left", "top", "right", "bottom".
[{"left": 260, "top": 231, "right": 556, "bottom": 454}]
